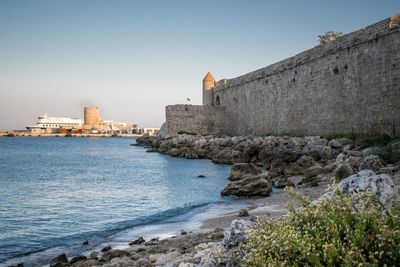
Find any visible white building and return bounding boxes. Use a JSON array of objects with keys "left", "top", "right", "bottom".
[{"left": 26, "top": 114, "right": 83, "bottom": 132}]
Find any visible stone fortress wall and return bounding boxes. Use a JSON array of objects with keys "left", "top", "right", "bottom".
[
  {"left": 166, "top": 14, "right": 400, "bottom": 137},
  {"left": 165, "top": 105, "right": 226, "bottom": 135}
]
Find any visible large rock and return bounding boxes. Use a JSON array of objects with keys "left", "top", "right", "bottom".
[
  {"left": 273, "top": 176, "right": 295, "bottom": 188},
  {"left": 154, "top": 251, "right": 181, "bottom": 265},
  {"left": 76, "top": 259, "right": 99, "bottom": 267},
  {"left": 303, "top": 164, "right": 323, "bottom": 178},
  {"left": 284, "top": 163, "right": 304, "bottom": 176},
  {"left": 326, "top": 170, "right": 395, "bottom": 204},
  {"left": 70, "top": 255, "right": 87, "bottom": 264},
  {"left": 228, "top": 163, "right": 263, "bottom": 181},
  {"left": 222, "top": 219, "right": 255, "bottom": 249},
  {"left": 334, "top": 163, "right": 354, "bottom": 183},
  {"left": 221, "top": 173, "right": 272, "bottom": 197},
  {"left": 360, "top": 155, "right": 384, "bottom": 172},
  {"left": 50, "top": 254, "right": 69, "bottom": 267},
  {"left": 268, "top": 159, "right": 287, "bottom": 177},
  {"left": 296, "top": 155, "right": 317, "bottom": 169},
  {"left": 100, "top": 250, "right": 130, "bottom": 262},
  {"left": 304, "top": 145, "right": 337, "bottom": 161}
]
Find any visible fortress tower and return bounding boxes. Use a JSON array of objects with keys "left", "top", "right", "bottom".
[
  {"left": 84, "top": 106, "right": 101, "bottom": 128},
  {"left": 202, "top": 72, "right": 216, "bottom": 106}
]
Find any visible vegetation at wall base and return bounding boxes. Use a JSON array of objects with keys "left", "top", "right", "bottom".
[{"left": 243, "top": 189, "right": 400, "bottom": 267}]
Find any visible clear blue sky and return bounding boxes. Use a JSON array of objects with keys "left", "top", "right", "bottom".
[{"left": 0, "top": 0, "right": 398, "bottom": 129}]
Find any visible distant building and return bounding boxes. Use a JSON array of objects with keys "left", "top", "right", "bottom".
[
  {"left": 26, "top": 114, "right": 83, "bottom": 133},
  {"left": 84, "top": 107, "right": 101, "bottom": 128},
  {"left": 25, "top": 107, "right": 152, "bottom": 135}
]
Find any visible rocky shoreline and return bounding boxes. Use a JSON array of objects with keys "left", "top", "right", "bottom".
[
  {"left": 15, "top": 134, "right": 400, "bottom": 267},
  {"left": 136, "top": 134, "right": 399, "bottom": 198}
]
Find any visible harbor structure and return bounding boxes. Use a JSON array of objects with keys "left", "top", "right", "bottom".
[{"left": 23, "top": 106, "right": 159, "bottom": 136}]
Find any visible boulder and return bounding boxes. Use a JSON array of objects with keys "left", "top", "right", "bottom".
[
  {"left": 274, "top": 176, "right": 295, "bottom": 188},
  {"left": 326, "top": 170, "right": 395, "bottom": 204},
  {"left": 129, "top": 237, "right": 145, "bottom": 246},
  {"left": 334, "top": 163, "right": 354, "bottom": 183},
  {"left": 222, "top": 219, "right": 255, "bottom": 248},
  {"left": 89, "top": 251, "right": 98, "bottom": 260},
  {"left": 100, "top": 249, "right": 130, "bottom": 262},
  {"left": 362, "top": 147, "right": 385, "bottom": 157},
  {"left": 228, "top": 163, "right": 263, "bottom": 181},
  {"left": 238, "top": 209, "right": 249, "bottom": 217},
  {"left": 304, "top": 145, "right": 337, "bottom": 161},
  {"left": 76, "top": 259, "right": 99, "bottom": 267},
  {"left": 101, "top": 245, "right": 112, "bottom": 252},
  {"left": 144, "top": 237, "right": 160, "bottom": 246},
  {"left": 70, "top": 255, "right": 87, "bottom": 264},
  {"left": 328, "top": 139, "right": 343, "bottom": 149},
  {"left": 303, "top": 164, "right": 323, "bottom": 178},
  {"left": 169, "top": 148, "right": 181, "bottom": 157},
  {"left": 268, "top": 159, "right": 287, "bottom": 177},
  {"left": 221, "top": 173, "right": 272, "bottom": 197},
  {"left": 284, "top": 163, "right": 304, "bottom": 176},
  {"left": 299, "top": 176, "right": 320, "bottom": 187},
  {"left": 50, "top": 254, "right": 69, "bottom": 267},
  {"left": 360, "top": 155, "right": 384, "bottom": 172},
  {"left": 155, "top": 251, "right": 181, "bottom": 265},
  {"left": 296, "top": 155, "right": 317, "bottom": 169}
]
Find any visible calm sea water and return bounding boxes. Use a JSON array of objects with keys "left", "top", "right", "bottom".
[{"left": 0, "top": 137, "right": 233, "bottom": 266}]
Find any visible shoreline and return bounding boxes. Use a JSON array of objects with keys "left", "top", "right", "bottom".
[
  {"left": 5, "top": 133, "right": 399, "bottom": 266},
  {"left": 0, "top": 133, "right": 141, "bottom": 138}
]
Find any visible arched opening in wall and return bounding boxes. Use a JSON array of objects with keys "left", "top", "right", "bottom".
[{"left": 215, "top": 96, "right": 220, "bottom": 106}]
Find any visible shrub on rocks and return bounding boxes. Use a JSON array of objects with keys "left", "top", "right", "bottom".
[{"left": 244, "top": 189, "right": 400, "bottom": 266}]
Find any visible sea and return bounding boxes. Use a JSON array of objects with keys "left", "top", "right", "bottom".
[{"left": 0, "top": 137, "right": 247, "bottom": 266}]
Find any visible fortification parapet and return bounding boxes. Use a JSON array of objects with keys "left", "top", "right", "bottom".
[{"left": 214, "top": 15, "right": 400, "bottom": 91}]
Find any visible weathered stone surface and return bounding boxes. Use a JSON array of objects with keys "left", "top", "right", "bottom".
[
  {"left": 209, "top": 16, "right": 400, "bottom": 138},
  {"left": 228, "top": 163, "right": 263, "bottom": 181},
  {"left": 221, "top": 173, "right": 272, "bottom": 197},
  {"left": 50, "top": 254, "right": 69, "bottom": 267},
  {"left": 101, "top": 250, "right": 130, "bottom": 262},
  {"left": 303, "top": 164, "right": 323, "bottom": 178},
  {"left": 326, "top": 170, "right": 396, "bottom": 204},
  {"left": 166, "top": 105, "right": 226, "bottom": 135},
  {"left": 76, "top": 259, "right": 98, "bottom": 267},
  {"left": 129, "top": 237, "right": 145, "bottom": 246},
  {"left": 274, "top": 176, "right": 295, "bottom": 188},
  {"left": 222, "top": 219, "right": 255, "bottom": 249},
  {"left": 360, "top": 155, "right": 385, "bottom": 172},
  {"left": 70, "top": 255, "right": 87, "bottom": 264},
  {"left": 296, "top": 155, "right": 317, "bottom": 169},
  {"left": 89, "top": 251, "right": 98, "bottom": 260},
  {"left": 101, "top": 245, "right": 112, "bottom": 252},
  {"left": 334, "top": 163, "right": 354, "bottom": 183},
  {"left": 154, "top": 251, "right": 181, "bottom": 265}
]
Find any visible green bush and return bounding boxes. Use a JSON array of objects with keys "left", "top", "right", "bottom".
[{"left": 243, "top": 190, "right": 400, "bottom": 266}]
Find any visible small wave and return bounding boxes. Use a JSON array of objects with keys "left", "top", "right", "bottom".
[{"left": 1, "top": 202, "right": 210, "bottom": 265}]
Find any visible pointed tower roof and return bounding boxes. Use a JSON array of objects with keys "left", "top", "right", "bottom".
[{"left": 203, "top": 72, "right": 215, "bottom": 81}]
